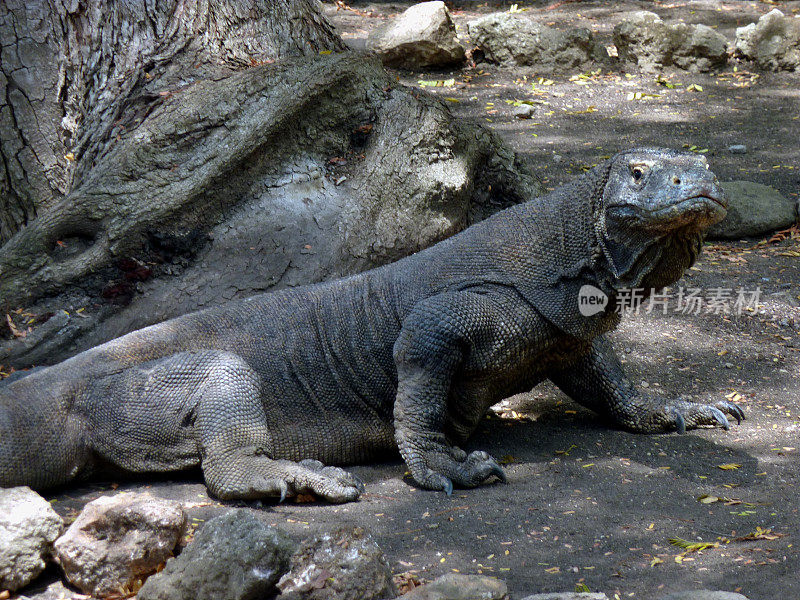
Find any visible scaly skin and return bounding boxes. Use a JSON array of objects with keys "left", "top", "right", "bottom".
[{"left": 0, "top": 148, "right": 744, "bottom": 502}]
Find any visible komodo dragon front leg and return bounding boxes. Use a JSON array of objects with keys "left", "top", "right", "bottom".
[
  {"left": 548, "top": 336, "right": 745, "bottom": 433},
  {"left": 393, "top": 292, "right": 510, "bottom": 495}
]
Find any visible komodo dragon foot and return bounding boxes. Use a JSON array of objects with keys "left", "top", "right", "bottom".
[
  {"left": 401, "top": 442, "right": 507, "bottom": 496},
  {"left": 663, "top": 398, "right": 745, "bottom": 434},
  {"left": 627, "top": 396, "right": 745, "bottom": 434},
  {"left": 204, "top": 456, "right": 365, "bottom": 503}
]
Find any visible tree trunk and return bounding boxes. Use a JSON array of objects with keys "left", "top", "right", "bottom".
[
  {"left": 0, "top": 1, "right": 542, "bottom": 368},
  {"left": 0, "top": 0, "right": 344, "bottom": 244}
]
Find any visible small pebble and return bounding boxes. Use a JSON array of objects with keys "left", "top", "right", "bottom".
[
  {"left": 552, "top": 154, "right": 563, "bottom": 163},
  {"left": 513, "top": 104, "right": 535, "bottom": 119},
  {"left": 724, "top": 362, "right": 734, "bottom": 369},
  {"left": 728, "top": 144, "right": 747, "bottom": 154}
]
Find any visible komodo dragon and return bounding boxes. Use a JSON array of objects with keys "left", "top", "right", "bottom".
[{"left": 0, "top": 148, "right": 744, "bottom": 503}]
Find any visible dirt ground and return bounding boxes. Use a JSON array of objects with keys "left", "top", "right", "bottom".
[{"left": 19, "top": 2, "right": 800, "bottom": 600}]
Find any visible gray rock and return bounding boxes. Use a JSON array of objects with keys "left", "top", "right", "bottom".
[
  {"left": 402, "top": 573, "right": 507, "bottom": 600},
  {"left": 53, "top": 492, "right": 185, "bottom": 597},
  {"left": 727, "top": 144, "right": 747, "bottom": 154},
  {"left": 277, "top": 526, "right": 396, "bottom": 600},
  {"left": 614, "top": 11, "right": 728, "bottom": 72},
  {"left": 734, "top": 9, "right": 800, "bottom": 71},
  {"left": 513, "top": 104, "right": 536, "bottom": 119},
  {"left": 657, "top": 591, "right": 751, "bottom": 600},
  {"left": 467, "top": 12, "right": 598, "bottom": 71},
  {"left": 137, "top": 509, "right": 294, "bottom": 600},
  {"left": 707, "top": 180, "right": 796, "bottom": 239},
  {"left": 0, "top": 486, "right": 64, "bottom": 591},
  {"left": 521, "top": 594, "right": 608, "bottom": 600},
  {"left": 367, "top": 1, "right": 465, "bottom": 68},
  {"left": 12, "top": 580, "right": 77, "bottom": 600}
]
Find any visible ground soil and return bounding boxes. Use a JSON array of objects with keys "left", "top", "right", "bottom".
[{"left": 17, "top": 2, "right": 800, "bottom": 600}]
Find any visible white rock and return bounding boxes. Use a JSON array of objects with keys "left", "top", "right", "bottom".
[
  {"left": 614, "top": 11, "right": 728, "bottom": 72},
  {"left": 53, "top": 492, "right": 185, "bottom": 597},
  {"left": 403, "top": 573, "right": 508, "bottom": 600},
  {"left": 367, "top": 2, "right": 465, "bottom": 69},
  {"left": 734, "top": 9, "right": 800, "bottom": 71},
  {"left": 0, "top": 486, "right": 64, "bottom": 591},
  {"left": 468, "top": 12, "right": 598, "bottom": 71}
]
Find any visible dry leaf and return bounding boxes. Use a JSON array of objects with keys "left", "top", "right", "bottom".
[
  {"left": 5, "top": 314, "right": 26, "bottom": 339},
  {"left": 736, "top": 527, "right": 786, "bottom": 541}
]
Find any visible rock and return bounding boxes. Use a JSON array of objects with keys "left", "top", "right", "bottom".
[
  {"left": 53, "top": 493, "right": 185, "bottom": 597},
  {"left": 657, "top": 591, "right": 751, "bottom": 600},
  {"left": 402, "top": 573, "right": 507, "bottom": 600},
  {"left": 727, "top": 144, "right": 747, "bottom": 154},
  {"left": 138, "top": 509, "right": 293, "bottom": 600},
  {"left": 613, "top": 11, "right": 728, "bottom": 72},
  {"left": 513, "top": 104, "right": 536, "bottom": 119},
  {"left": 467, "top": 12, "right": 599, "bottom": 71},
  {"left": 707, "top": 180, "right": 796, "bottom": 239},
  {"left": 520, "top": 594, "right": 608, "bottom": 600},
  {"left": 0, "top": 486, "right": 64, "bottom": 591},
  {"left": 15, "top": 580, "right": 77, "bottom": 600},
  {"left": 366, "top": 2, "right": 464, "bottom": 68},
  {"left": 734, "top": 9, "right": 800, "bottom": 71},
  {"left": 277, "top": 526, "right": 396, "bottom": 600}
]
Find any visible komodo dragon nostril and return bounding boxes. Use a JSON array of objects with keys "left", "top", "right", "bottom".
[{"left": 672, "top": 175, "right": 681, "bottom": 185}]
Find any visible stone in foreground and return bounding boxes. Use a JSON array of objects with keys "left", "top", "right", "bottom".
[
  {"left": 402, "top": 573, "right": 507, "bottom": 600},
  {"left": 521, "top": 594, "right": 608, "bottom": 600},
  {"left": 137, "top": 509, "right": 294, "bottom": 600},
  {"left": 53, "top": 493, "right": 185, "bottom": 597},
  {"left": 366, "top": 1, "right": 464, "bottom": 68},
  {"left": 657, "top": 590, "right": 751, "bottom": 600},
  {"left": 0, "top": 486, "right": 63, "bottom": 591},
  {"left": 706, "top": 181, "right": 796, "bottom": 239},
  {"left": 277, "top": 526, "right": 397, "bottom": 600}
]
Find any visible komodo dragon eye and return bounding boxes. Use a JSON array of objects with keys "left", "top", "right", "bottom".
[{"left": 628, "top": 162, "right": 650, "bottom": 183}]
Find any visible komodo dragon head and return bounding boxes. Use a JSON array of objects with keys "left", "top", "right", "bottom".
[{"left": 595, "top": 148, "right": 728, "bottom": 290}]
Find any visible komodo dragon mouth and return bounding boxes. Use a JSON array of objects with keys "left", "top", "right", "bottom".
[
  {"left": 643, "top": 192, "right": 728, "bottom": 227},
  {"left": 691, "top": 193, "right": 727, "bottom": 208}
]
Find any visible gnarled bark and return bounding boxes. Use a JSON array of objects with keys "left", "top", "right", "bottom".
[{"left": 0, "top": 0, "right": 343, "bottom": 243}]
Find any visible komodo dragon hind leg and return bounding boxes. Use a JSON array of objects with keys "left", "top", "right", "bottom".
[{"left": 195, "top": 353, "right": 364, "bottom": 503}]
